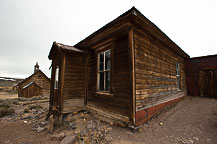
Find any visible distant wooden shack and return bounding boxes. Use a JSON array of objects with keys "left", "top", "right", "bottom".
[
  {"left": 48, "top": 7, "right": 189, "bottom": 127},
  {"left": 186, "top": 54, "right": 217, "bottom": 98},
  {"left": 22, "top": 82, "right": 42, "bottom": 98},
  {"left": 18, "top": 63, "right": 50, "bottom": 98}
]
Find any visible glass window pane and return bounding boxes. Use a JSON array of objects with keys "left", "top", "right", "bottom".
[
  {"left": 99, "top": 53, "right": 104, "bottom": 71},
  {"left": 105, "top": 71, "right": 110, "bottom": 91},
  {"left": 54, "top": 67, "right": 59, "bottom": 89},
  {"left": 177, "top": 77, "right": 180, "bottom": 89},
  {"left": 176, "top": 63, "right": 181, "bottom": 89},
  {"left": 55, "top": 67, "right": 59, "bottom": 81},
  {"left": 99, "top": 72, "right": 104, "bottom": 91},
  {"left": 100, "top": 63, "right": 104, "bottom": 71},
  {"left": 176, "top": 63, "right": 180, "bottom": 76},
  {"left": 105, "top": 50, "right": 111, "bottom": 70}
]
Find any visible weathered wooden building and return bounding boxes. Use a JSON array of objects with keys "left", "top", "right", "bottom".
[
  {"left": 22, "top": 82, "right": 42, "bottom": 98},
  {"left": 48, "top": 7, "right": 189, "bottom": 126},
  {"left": 186, "top": 54, "right": 217, "bottom": 98},
  {"left": 18, "top": 63, "right": 50, "bottom": 98}
]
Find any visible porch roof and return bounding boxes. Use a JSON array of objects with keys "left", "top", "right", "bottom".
[
  {"left": 56, "top": 42, "right": 86, "bottom": 53},
  {"left": 48, "top": 41, "right": 89, "bottom": 60}
]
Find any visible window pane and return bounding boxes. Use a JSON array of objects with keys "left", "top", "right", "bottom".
[
  {"left": 105, "top": 71, "right": 110, "bottom": 91},
  {"left": 54, "top": 67, "right": 59, "bottom": 89},
  {"left": 105, "top": 50, "right": 111, "bottom": 70},
  {"left": 99, "top": 53, "right": 104, "bottom": 71},
  {"left": 176, "top": 64, "right": 180, "bottom": 76},
  {"left": 99, "top": 72, "right": 104, "bottom": 91},
  {"left": 177, "top": 77, "right": 180, "bottom": 89},
  {"left": 55, "top": 67, "right": 59, "bottom": 81},
  {"left": 176, "top": 63, "right": 181, "bottom": 89}
]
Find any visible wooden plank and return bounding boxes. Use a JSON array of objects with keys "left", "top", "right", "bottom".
[
  {"left": 61, "top": 52, "right": 86, "bottom": 114},
  {"left": 86, "top": 103, "right": 129, "bottom": 124},
  {"left": 60, "top": 52, "right": 66, "bottom": 113},
  {"left": 49, "top": 66, "right": 55, "bottom": 108},
  {"left": 84, "top": 56, "right": 88, "bottom": 105},
  {"left": 85, "top": 34, "right": 131, "bottom": 117},
  {"left": 133, "top": 26, "right": 187, "bottom": 111},
  {"left": 128, "top": 27, "right": 135, "bottom": 124}
]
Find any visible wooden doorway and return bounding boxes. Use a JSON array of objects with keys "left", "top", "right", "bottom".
[{"left": 199, "top": 70, "right": 217, "bottom": 97}]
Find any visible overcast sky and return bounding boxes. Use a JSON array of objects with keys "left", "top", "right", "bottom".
[{"left": 0, "top": 0, "right": 216, "bottom": 78}]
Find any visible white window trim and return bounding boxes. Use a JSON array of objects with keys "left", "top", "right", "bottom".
[
  {"left": 176, "top": 63, "right": 181, "bottom": 90},
  {"left": 97, "top": 50, "right": 111, "bottom": 92},
  {"left": 54, "top": 66, "right": 59, "bottom": 89}
]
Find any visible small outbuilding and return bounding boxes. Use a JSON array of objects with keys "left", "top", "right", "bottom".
[
  {"left": 22, "top": 82, "right": 42, "bottom": 98},
  {"left": 48, "top": 7, "right": 189, "bottom": 127},
  {"left": 18, "top": 63, "right": 50, "bottom": 98},
  {"left": 186, "top": 54, "right": 217, "bottom": 98}
]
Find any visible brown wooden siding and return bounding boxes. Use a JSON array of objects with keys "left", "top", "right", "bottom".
[
  {"left": 134, "top": 29, "right": 187, "bottom": 113},
  {"left": 87, "top": 34, "right": 130, "bottom": 116},
  {"left": 186, "top": 55, "right": 217, "bottom": 97},
  {"left": 18, "top": 71, "right": 50, "bottom": 97},
  {"left": 50, "top": 49, "right": 62, "bottom": 112},
  {"left": 62, "top": 52, "right": 86, "bottom": 113},
  {"left": 22, "top": 83, "right": 42, "bottom": 98}
]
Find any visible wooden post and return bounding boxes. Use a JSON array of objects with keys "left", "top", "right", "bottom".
[
  {"left": 49, "top": 62, "right": 55, "bottom": 116},
  {"left": 128, "top": 26, "right": 135, "bottom": 125},
  {"left": 84, "top": 56, "right": 88, "bottom": 105},
  {"left": 60, "top": 52, "right": 66, "bottom": 114}
]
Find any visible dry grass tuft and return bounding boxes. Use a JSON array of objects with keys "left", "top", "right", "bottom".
[
  {"left": 0, "top": 102, "right": 15, "bottom": 117},
  {"left": 28, "top": 104, "right": 43, "bottom": 110}
]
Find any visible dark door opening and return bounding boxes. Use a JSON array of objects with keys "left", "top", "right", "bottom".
[{"left": 199, "top": 70, "right": 217, "bottom": 98}]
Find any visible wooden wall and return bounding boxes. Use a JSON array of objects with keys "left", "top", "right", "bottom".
[
  {"left": 62, "top": 52, "right": 86, "bottom": 113},
  {"left": 186, "top": 55, "right": 217, "bottom": 97},
  {"left": 18, "top": 71, "right": 50, "bottom": 97},
  {"left": 87, "top": 34, "right": 130, "bottom": 117},
  {"left": 49, "top": 48, "right": 62, "bottom": 113},
  {"left": 133, "top": 28, "right": 187, "bottom": 125},
  {"left": 22, "top": 83, "right": 42, "bottom": 98}
]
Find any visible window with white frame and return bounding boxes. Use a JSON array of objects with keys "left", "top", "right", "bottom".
[
  {"left": 176, "top": 63, "right": 181, "bottom": 89},
  {"left": 54, "top": 66, "right": 59, "bottom": 89},
  {"left": 98, "top": 50, "right": 111, "bottom": 91}
]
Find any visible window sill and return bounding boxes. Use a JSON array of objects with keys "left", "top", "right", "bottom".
[{"left": 95, "top": 92, "right": 114, "bottom": 97}]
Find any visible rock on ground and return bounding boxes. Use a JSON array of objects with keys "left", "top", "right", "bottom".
[{"left": 60, "top": 135, "right": 77, "bottom": 144}]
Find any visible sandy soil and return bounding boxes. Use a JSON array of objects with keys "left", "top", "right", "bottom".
[
  {"left": 0, "top": 121, "right": 59, "bottom": 144},
  {"left": 0, "top": 96, "right": 217, "bottom": 144},
  {"left": 0, "top": 92, "right": 18, "bottom": 99},
  {"left": 110, "top": 96, "right": 217, "bottom": 144}
]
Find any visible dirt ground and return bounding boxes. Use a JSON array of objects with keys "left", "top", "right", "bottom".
[
  {"left": 0, "top": 92, "right": 18, "bottom": 99},
  {"left": 0, "top": 120, "right": 58, "bottom": 144},
  {"left": 109, "top": 96, "right": 217, "bottom": 144},
  {"left": 0, "top": 96, "right": 217, "bottom": 144}
]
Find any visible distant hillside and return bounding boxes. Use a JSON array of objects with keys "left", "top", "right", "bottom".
[{"left": 0, "top": 76, "right": 24, "bottom": 87}]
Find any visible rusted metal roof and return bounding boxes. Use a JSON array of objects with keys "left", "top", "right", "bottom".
[
  {"left": 48, "top": 41, "right": 89, "bottom": 60},
  {"left": 23, "top": 81, "right": 42, "bottom": 90},
  {"left": 55, "top": 42, "right": 87, "bottom": 53}
]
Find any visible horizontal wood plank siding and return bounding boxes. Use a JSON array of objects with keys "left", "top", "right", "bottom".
[
  {"left": 62, "top": 53, "right": 85, "bottom": 113},
  {"left": 18, "top": 71, "right": 50, "bottom": 97},
  {"left": 134, "top": 29, "right": 187, "bottom": 112},
  {"left": 22, "top": 83, "right": 42, "bottom": 98},
  {"left": 87, "top": 35, "right": 130, "bottom": 117}
]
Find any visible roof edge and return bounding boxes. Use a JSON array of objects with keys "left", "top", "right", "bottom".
[
  {"left": 189, "top": 54, "right": 217, "bottom": 60},
  {"left": 18, "top": 70, "right": 50, "bottom": 86},
  {"left": 74, "top": 6, "right": 136, "bottom": 47},
  {"left": 74, "top": 6, "right": 189, "bottom": 58}
]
